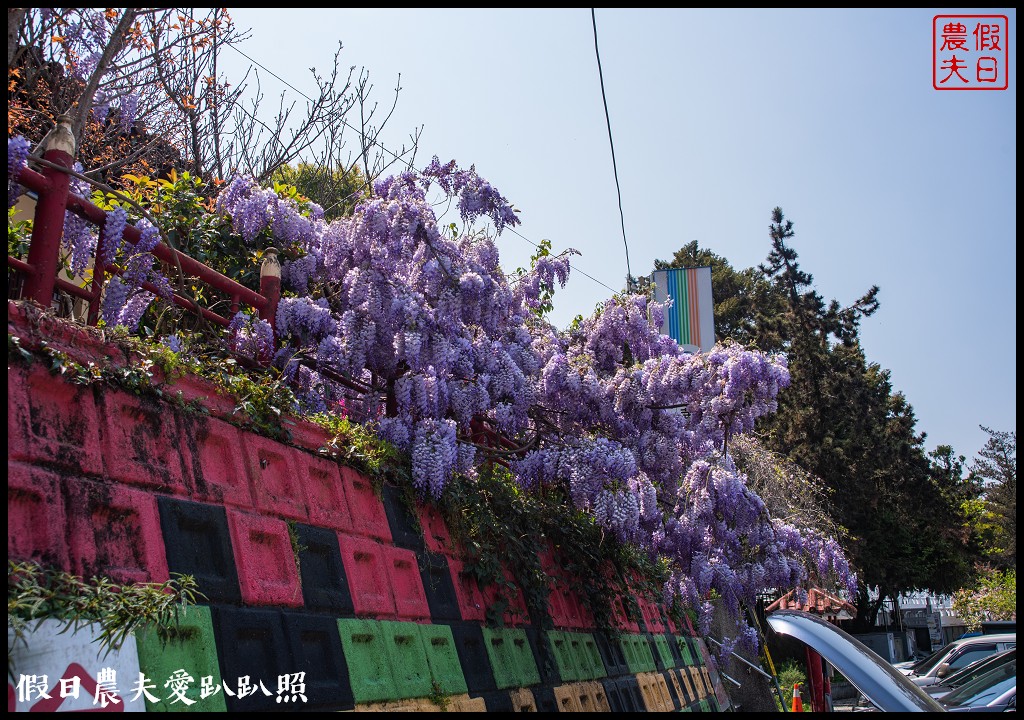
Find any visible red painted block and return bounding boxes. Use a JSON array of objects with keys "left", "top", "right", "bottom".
[
  {"left": 241, "top": 433, "right": 308, "bottom": 521},
  {"left": 559, "top": 584, "right": 595, "bottom": 630},
  {"left": 337, "top": 534, "right": 396, "bottom": 618},
  {"left": 7, "top": 461, "right": 69, "bottom": 570},
  {"left": 482, "top": 565, "right": 530, "bottom": 627},
  {"left": 284, "top": 417, "right": 333, "bottom": 455},
  {"left": 7, "top": 366, "right": 104, "bottom": 476},
  {"left": 167, "top": 374, "right": 237, "bottom": 419},
  {"left": 190, "top": 417, "right": 255, "bottom": 509},
  {"left": 547, "top": 581, "right": 572, "bottom": 629},
  {"left": 339, "top": 466, "right": 391, "bottom": 542},
  {"left": 611, "top": 596, "right": 641, "bottom": 633},
  {"left": 383, "top": 546, "right": 430, "bottom": 621},
  {"left": 300, "top": 453, "right": 353, "bottom": 533},
  {"left": 539, "top": 547, "right": 570, "bottom": 628},
  {"left": 447, "top": 556, "right": 486, "bottom": 622},
  {"left": 226, "top": 509, "right": 303, "bottom": 607},
  {"left": 642, "top": 598, "right": 666, "bottom": 633},
  {"left": 539, "top": 545, "right": 559, "bottom": 575},
  {"left": 65, "top": 479, "right": 169, "bottom": 585},
  {"left": 666, "top": 616, "right": 678, "bottom": 634},
  {"left": 98, "top": 389, "right": 188, "bottom": 494},
  {"left": 418, "top": 503, "right": 459, "bottom": 555}
]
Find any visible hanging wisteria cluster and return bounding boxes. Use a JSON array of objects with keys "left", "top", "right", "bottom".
[
  {"left": 7, "top": 135, "right": 857, "bottom": 648},
  {"left": 210, "top": 157, "right": 856, "bottom": 642},
  {"left": 8, "top": 136, "right": 30, "bottom": 208}
]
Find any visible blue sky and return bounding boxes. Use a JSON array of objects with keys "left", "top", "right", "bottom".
[{"left": 219, "top": 8, "right": 1016, "bottom": 465}]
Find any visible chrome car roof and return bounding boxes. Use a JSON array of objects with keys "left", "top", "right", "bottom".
[{"left": 767, "top": 610, "right": 946, "bottom": 712}]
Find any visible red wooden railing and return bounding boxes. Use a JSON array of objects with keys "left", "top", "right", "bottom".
[{"left": 8, "top": 124, "right": 279, "bottom": 332}]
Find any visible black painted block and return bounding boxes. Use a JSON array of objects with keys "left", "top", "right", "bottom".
[
  {"left": 666, "top": 631, "right": 684, "bottom": 665},
  {"left": 532, "top": 685, "right": 558, "bottom": 713},
  {"left": 662, "top": 670, "right": 682, "bottom": 711},
  {"left": 595, "top": 629, "right": 629, "bottom": 677},
  {"left": 158, "top": 497, "right": 240, "bottom": 604},
  {"left": 212, "top": 606, "right": 287, "bottom": 712},
  {"left": 294, "top": 523, "right": 354, "bottom": 615},
  {"left": 416, "top": 550, "right": 461, "bottom": 622},
  {"left": 617, "top": 675, "right": 646, "bottom": 712},
  {"left": 478, "top": 689, "right": 514, "bottom": 712},
  {"left": 282, "top": 612, "right": 355, "bottom": 711},
  {"left": 602, "top": 677, "right": 626, "bottom": 712},
  {"left": 381, "top": 483, "right": 424, "bottom": 551},
  {"left": 446, "top": 622, "right": 496, "bottom": 693},
  {"left": 647, "top": 633, "right": 666, "bottom": 672},
  {"left": 674, "top": 668, "right": 692, "bottom": 704},
  {"left": 524, "top": 627, "right": 561, "bottom": 685}
]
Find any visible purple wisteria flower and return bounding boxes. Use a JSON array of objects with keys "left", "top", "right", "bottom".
[
  {"left": 203, "top": 162, "right": 858, "bottom": 645},
  {"left": 7, "top": 135, "right": 30, "bottom": 208},
  {"left": 119, "top": 93, "right": 139, "bottom": 132},
  {"left": 100, "top": 206, "right": 128, "bottom": 264},
  {"left": 228, "top": 311, "right": 275, "bottom": 364}
]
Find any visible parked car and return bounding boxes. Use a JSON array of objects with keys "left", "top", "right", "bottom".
[
  {"left": 938, "top": 657, "right": 1016, "bottom": 712},
  {"left": 766, "top": 610, "right": 946, "bottom": 712},
  {"left": 897, "top": 633, "right": 1016, "bottom": 687},
  {"left": 923, "top": 648, "right": 1016, "bottom": 700}
]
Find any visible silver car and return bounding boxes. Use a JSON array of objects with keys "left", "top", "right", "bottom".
[
  {"left": 898, "top": 633, "right": 1016, "bottom": 687},
  {"left": 938, "top": 657, "right": 1016, "bottom": 712}
]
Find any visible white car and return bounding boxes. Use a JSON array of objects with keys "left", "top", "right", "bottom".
[{"left": 897, "top": 634, "right": 1016, "bottom": 687}]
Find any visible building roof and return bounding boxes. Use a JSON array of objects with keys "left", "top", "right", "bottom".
[{"left": 765, "top": 588, "right": 857, "bottom": 619}]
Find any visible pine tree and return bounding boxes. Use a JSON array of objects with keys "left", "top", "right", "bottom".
[{"left": 970, "top": 427, "right": 1017, "bottom": 570}]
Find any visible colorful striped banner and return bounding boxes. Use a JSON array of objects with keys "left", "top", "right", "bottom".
[{"left": 651, "top": 267, "right": 715, "bottom": 353}]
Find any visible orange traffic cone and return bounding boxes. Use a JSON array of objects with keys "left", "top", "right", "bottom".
[{"left": 791, "top": 683, "right": 804, "bottom": 712}]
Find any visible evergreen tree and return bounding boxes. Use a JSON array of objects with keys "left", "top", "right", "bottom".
[
  {"left": 658, "top": 208, "right": 981, "bottom": 630},
  {"left": 970, "top": 427, "right": 1017, "bottom": 569}
]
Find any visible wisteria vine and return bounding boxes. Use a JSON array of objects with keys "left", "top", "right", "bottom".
[{"left": 8, "top": 138, "right": 857, "bottom": 652}]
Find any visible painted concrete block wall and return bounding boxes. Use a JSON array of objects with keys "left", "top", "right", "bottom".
[{"left": 7, "top": 301, "right": 732, "bottom": 712}]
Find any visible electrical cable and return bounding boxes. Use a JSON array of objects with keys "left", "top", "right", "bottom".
[{"left": 590, "top": 8, "right": 633, "bottom": 290}]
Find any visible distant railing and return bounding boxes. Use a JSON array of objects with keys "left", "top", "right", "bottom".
[{"left": 8, "top": 119, "right": 279, "bottom": 332}]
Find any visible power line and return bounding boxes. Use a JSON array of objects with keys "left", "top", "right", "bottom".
[
  {"left": 509, "top": 227, "right": 618, "bottom": 295},
  {"left": 224, "top": 39, "right": 622, "bottom": 299},
  {"left": 591, "top": 8, "right": 633, "bottom": 291}
]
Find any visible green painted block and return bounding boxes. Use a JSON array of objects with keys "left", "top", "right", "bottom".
[
  {"left": 135, "top": 605, "right": 227, "bottom": 712},
  {"left": 381, "top": 620, "right": 433, "bottom": 699},
  {"left": 547, "top": 630, "right": 583, "bottom": 682},
  {"left": 653, "top": 634, "right": 676, "bottom": 669},
  {"left": 578, "top": 633, "right": 606, "bottom": 679},
  {"left": 338, "top": 619, "right": 398, "bottom": 703},
  {"left": 622, "top": 634, "right": 655, "bottom": 675},
  {"left": 617, "top": 634, "right": 640, "bottom": 674},
  {"left": 676, "top": 635, "right": 694, "bottom": 666},
  {"left": 635, "top": 633, "right": 657, "bottom": 672},
  {"left": 623, "top": 633, "right": 655, "bottom": 673},
  {"left": 689, "top": 637, "right": 705, "bottom": 666},
  {"left": 699, "top": 698, "right": 711, "bottom": 712},
  {"left": 482, "top": 627, "right": 540, "bottom": 689},
  {"left": 417, "top": 623, "right": 468, "bottom": 696}
]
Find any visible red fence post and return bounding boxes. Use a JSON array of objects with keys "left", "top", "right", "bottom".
[
  {"left": 259, "top": 247, "right": 281, "bottom": 334},
  {"left": 22, "top": 118, "right": 76, "bottom": 307},
  {"left": 804, "top": 644, "right": 825, "bottom": 712}
]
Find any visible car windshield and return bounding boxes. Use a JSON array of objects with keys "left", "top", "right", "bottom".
[
  {"left": 910, "top": 641, "right": 957, "bottom": 674},
  {"left": 940, "top": 659, "right": 1016, "bottom": 708},
  {"left": 938, "top": 648, "right": 1015, "bottom": 688}
]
